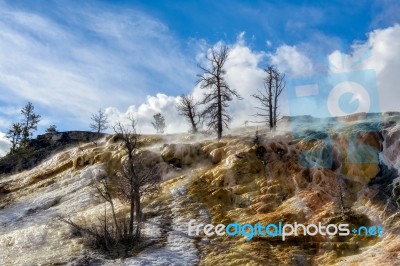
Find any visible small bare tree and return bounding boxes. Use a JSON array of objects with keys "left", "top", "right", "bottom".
[
  {"left": 93, "top": 174, "right": 121, "bottom": 239},
  {"left": 176, "top": 94, "right": 201, "bottom": 133},
  {"left": 114, "top": 114, "right": 160, "bottom": 238},
  {"left": 198, "top": 45, "right": 242, "bottom": 139},
  {"left": 60, "top": 116, "right": 160, "bottom": 255},
  {"left": 59, "top": 172, "right": 131, "bottom": 254},
  {"left": 252, "top": 65, "right": 285, "bottom": 131},
  {"left": 90, "top": 109, "right": 109, "bottom": 137},
  {"left": 152, "top": 113, "right": 166, "bottom": 134}
]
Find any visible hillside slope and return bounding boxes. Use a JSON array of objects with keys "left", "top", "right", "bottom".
[{"left": 0, "top": 116, "right": 399, "bottom": 265}]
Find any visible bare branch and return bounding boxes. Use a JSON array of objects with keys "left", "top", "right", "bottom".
[
  {"left": 176, "top": 94, "right": 201, "bottom": 133},
  {"left": 90, "top": 109, "right": 109, "bottom": 137},
  {"left": 197, "top": 45, "right": 242, "bottom": 139},
  {"left": 252, "top": 65, "right": 285, "bottom": 131}
]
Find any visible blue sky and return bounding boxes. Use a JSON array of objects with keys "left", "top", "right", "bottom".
[
  {"left": 131, "top": 0, "right": 395, "bottom": 47},
  {"left": 0, "top": 0, "right": 399, "bottom": 154}
]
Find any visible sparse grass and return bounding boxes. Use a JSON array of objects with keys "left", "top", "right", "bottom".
[{"left": 59, "top": 214, "right": 143, "bottom": 259}]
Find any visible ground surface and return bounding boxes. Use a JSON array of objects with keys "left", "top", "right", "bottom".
[{"left": 0, "top": 115, "right": 400, "bottom": 265}]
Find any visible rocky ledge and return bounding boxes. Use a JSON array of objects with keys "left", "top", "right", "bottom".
[{"left": 0, "top": 131, "right": 105, "bottom": 175}]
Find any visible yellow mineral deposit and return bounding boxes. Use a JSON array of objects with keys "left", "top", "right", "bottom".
[{"left": 0, "top": 121, "right": 399, "bottom": 265}]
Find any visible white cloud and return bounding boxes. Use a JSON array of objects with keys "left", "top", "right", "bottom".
[
  {"left": 361, "top": 24, "right": 400, "bottom": 112},
  {"left": 327, "top": 24, "right": 400, "bottom": 113},
  {"left": 105, "top": 94, "right": 185, "bottom": 134},
  {"left": 223, "top": 42, "right": 267, "bottom": 127},
  {"left": 268, "top": 45, "right": 314, "bottom": 77},
  {"left": 0, "top": 132, "right": 10, "bottom": 156}
]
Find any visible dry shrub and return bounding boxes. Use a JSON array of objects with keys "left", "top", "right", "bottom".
[{"left": 59, "top": 213, "right": 141, "bottom": 258}]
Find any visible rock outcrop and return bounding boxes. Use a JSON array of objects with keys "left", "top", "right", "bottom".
[{"left": 0, "top": 131, "right": 104, "bottom": 174}]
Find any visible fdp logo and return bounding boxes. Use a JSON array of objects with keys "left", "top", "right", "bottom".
[{"left": 287, "top": 67, "right": 381, "bottom": 169}]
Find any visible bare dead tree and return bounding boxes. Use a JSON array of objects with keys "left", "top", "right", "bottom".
[
  {"left": 90, "top": 109, "right": 109, "bottom": 137},
  {"left": 113, "top": 115, "right": 138, "bottom": 238},
  {"left": 58, "top": 122, "right": 161, "bottom": 255},
  {"left": 59, "top": 167, "right": 145, "bottom": 255},
  {"left": 198, "top": 45, "right": 242, "bottom": 139},
  {"left": 272, "top": 69, "right": 285, "bottom": 128},
  {"left": 176, "top": 94, "right": 201, "bottom": 133},
  {"left": 114, "top": 114, "right": 160, "bottom": 238},
  {"left": 252, "top": 65, "right": 285, "bottom": 131},
  {"left": 93, "top": 174, "right": 121, "bottom": 239},
  {"left": 253, "top": 66, "right": 274, "bottom": 130}
]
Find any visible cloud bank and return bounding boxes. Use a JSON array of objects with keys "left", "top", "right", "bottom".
[
  {"left": 328, "top": 24, "right": 400, "bottom": 112},
  {"left": 107, "top": 24, "right": 400, "bottom": 137}
]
